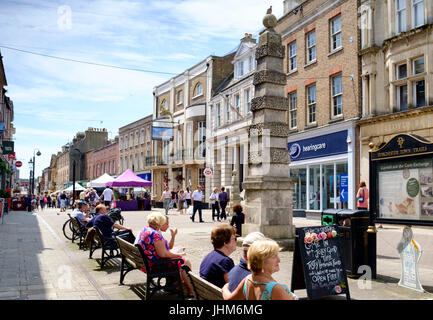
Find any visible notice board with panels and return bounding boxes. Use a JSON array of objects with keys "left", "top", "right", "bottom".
[{"left": 370, "top": 134, "right": 433, "bottom": 226}]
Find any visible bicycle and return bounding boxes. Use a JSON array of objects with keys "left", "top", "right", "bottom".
[{"left": 62, "top": 213, "right": 78, "bottom": 241}]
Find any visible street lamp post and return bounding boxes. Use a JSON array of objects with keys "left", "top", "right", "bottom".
[
  {"left": 30, "top": 149, "right": 41, "bottom": 196},
  {"left": 71, "top": 148, "right": 83, "bottom": 205}
]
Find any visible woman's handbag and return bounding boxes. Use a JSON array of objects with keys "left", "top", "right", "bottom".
[{"left": 358, "top": 188, "right": 364, "bottom": 203}]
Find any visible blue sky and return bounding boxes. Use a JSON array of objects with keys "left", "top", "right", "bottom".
[{"left": 0, "top": 0, "right": 284, "bottom": 180}]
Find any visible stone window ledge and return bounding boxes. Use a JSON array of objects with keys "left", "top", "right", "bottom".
[
  {"left": 304, "top": 60, "right": 317, "bottom": 68},
  {"left": 328, "top": 47, "right": 344, "bottom": 57}
]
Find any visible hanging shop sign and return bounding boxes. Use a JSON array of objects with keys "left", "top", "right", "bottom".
[
  {"left": 2, "top": 141, "right": 14, "bottom": 155},
  {"left": 152, "top": 126, "right": 174, "bottom": 141}
]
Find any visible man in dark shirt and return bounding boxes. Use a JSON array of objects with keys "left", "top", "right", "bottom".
[
  {"left": 227, "top": 232, "right": 265, "bottom": 292},
  {"left": 86, "top": 204, "right": 135, "bottom": 243},
  {"left": 218, "top": 186, "right": 230, "bottom": 221},
  {"left": 199, "top": 225, "right": 237, "bottom": 288}
]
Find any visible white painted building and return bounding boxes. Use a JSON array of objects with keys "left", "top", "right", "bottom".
[{"left": 206, "top": 34, "right": 257, "bottom": 200}]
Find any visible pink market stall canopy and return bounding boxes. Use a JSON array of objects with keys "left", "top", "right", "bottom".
[{"left": 105, "top": 169, "right": 152, "bottom": 187}]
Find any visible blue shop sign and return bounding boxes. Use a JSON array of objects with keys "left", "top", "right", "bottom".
[
  {"left": 288, "top": 130, "right": 348, "bottom": 161},
  {"left": 138, "top": 173, "right": 151, "bottom": 182}
]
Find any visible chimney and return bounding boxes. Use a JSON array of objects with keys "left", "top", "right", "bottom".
[{"left": 241, "top": 33, "right": 257, "bottom": 44}]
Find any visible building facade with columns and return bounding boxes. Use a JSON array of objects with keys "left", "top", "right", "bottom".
[
  {"left": 275, "top": 0, "right": 362, "bottom": 217},
  {"left": 149, "top": 53, "right": 235, "bottom": 203},
  {"left": 206, "top": 34, "right": 256, "bottom": 200},
  {"left": 358, "top": 0, "right": 433, "bottom": 184}
]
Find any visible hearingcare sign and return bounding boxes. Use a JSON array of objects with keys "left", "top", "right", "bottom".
[{"left": 288, "top": 131, "right": 348, "bottom": 161}]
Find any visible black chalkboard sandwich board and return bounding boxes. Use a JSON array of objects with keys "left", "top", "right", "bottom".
[{"left": 291, "top": 226, "right": 350, "bottom": 300}]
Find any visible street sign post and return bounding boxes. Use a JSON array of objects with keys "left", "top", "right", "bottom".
[
  {"left": 340, "top": 174, "right": 348, "bottom": 203},
  {"left": 203, "top": 168, "right": 213, "bottom": 176}
]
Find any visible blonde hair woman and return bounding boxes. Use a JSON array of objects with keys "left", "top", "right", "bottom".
[
  {"left": 222, "top": 239, "right": 298, "bottom": 300},
  {"left": 136, "top": 212, "right": 194, "bottom": 297}
]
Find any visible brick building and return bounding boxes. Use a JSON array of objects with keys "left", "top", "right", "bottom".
[
  {"left": 118, "top": 115, "right": 153, "bottom": 184},
  {"left": 89, "top": 137, "right": 119, "bottom": 180},
  {"left": 275, "top": 0, "right": 362, "bottom": 217}
]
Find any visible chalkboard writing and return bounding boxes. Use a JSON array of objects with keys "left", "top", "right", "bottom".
[{"left": 291, "top": 226, "right": 350, "bottom": 300}]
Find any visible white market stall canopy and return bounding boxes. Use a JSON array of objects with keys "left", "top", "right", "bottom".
[
  {"left": 87, "top": 173, "right": 115, "bottom": 188},
  {"left": 63, "top": 182, "right": 85, "bottom": 192}
]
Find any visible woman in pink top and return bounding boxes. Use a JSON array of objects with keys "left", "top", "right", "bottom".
[{"left": 357, "top": 181, "right": 369, "bottom": 210}]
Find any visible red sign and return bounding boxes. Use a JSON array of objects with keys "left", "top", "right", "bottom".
[
  {"left": 8, "top": 154, "right": 15, "bottom": 160},
  {"left": 203, "top": 168, "right": 213, "bottom": 176},
  {"left": 15, "top": 161, "right": 22, "bottom": 167}
]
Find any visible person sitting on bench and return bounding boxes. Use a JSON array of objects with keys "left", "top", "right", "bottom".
[
  {"left": 86, "top": 204, "right": 135, "bottom": 243},
  {"left": 136, "top": 212, "right": 194, "bottom": 297},
  {"left": 199, "top": 225, "right": 237, "bottom": 288}
]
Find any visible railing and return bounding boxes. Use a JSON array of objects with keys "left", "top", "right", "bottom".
[{"left": 144, "top": 147, "right": 206, "bottom": 167}]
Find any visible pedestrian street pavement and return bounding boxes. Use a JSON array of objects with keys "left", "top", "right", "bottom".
[{"left": 0, "top": 207, "right": 433, "bottom": 300}]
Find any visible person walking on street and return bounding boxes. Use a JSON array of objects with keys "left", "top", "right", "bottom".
[
  {"left": 25, "top": 194, "right": 32, "bottom": 213},
  {"left": 191, "top": 185, "right": 204, "bottom": 223},
  {"left": 178, "top": 190, "right": 186, "bottom": 214},
  {"left": 210, "top": 188, "right": 221, "bottom": 222},
  {"left": 185, "top": 187, "right": 191, "bottom": 208},
  {"left": 101, "top": 186, "right": 114, "bottom": 208},
  {"left": 160, "top": 186, "right": 172, "bottom": 215},
  {"left": 59, "top": 191, "right": 67, "bottom": 213},
  {"left": 219, "top": 186, "right": 230, "bottom": 221}
]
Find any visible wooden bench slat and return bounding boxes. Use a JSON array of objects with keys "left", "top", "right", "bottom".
[{"left": 186, "top": 270, "right": 223, "bottom": 300}]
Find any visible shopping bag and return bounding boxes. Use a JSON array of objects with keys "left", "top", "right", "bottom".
[
  {"left": 187, "top": 206, "right": 193, "bottom": 215},
  {"left": 183, "top": 202, "right": 187, "bottom": 209}
]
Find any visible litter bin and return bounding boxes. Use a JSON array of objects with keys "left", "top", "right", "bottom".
[
  {"left": 322, "top": 209, "right": 370, "bottom": 277},
  {"left": 336, "top": 209, "right": 370, "bottom": 277},
  {"left": 321, "top": 208, "right": 342, "bottom": 226}
]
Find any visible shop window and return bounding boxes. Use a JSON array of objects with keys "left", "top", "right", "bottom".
[
  {"left": 290, "top": 168, "right": 306, "bottom": 210},
  {"left": 309, "top": 165, "right": 321, "bottom": 210}
]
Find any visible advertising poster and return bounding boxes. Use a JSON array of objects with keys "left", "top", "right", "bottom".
[{"left": 378, "top": 159, "right": 433, "bottom": 222}]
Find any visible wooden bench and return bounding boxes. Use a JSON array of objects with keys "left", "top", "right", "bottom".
[
  {"left": 116, "top": 237, "right": 185, "bottom": 300},
  {"left": 88, "top": 227, "right": 120, "bottom": 269},
  {"left": 70, "top": 216, "right": 87, "bottom": 250},
  {"left": 181, "top": 265, "right": 223, "bottom": 300}
]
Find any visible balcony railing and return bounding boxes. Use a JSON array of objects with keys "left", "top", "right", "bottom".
[{"left": 144, "top": 147, "right": 206, "bottom": 167}]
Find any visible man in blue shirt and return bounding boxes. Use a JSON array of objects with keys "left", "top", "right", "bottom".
[
  {"left": 227, "top": 232, "right": 266, "bottom": 292},
  {"left": 199, "top": 225, "right": 237, "bottom": 288},
  {"left": 71, "top": 201, "right": 90, "bottom": 226},
  {"left": 86, "top": 204, "right": 135, "bottom": 243}
]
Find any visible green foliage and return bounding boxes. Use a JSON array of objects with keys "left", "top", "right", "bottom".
[{"left": 0, "top": 189, "right": 11, "bottom": 198}]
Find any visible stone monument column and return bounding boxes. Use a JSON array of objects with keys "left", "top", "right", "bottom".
[{"left": 241, "top": 8, "right": 295, "bottom": 250}]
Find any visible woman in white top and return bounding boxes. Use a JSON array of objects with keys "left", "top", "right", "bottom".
[
  {"left": 160, "top": 186, "right": 172, "bottom": 215},
  {"left": 185, "top": 187, "right": 192, "bottom": 208}
]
